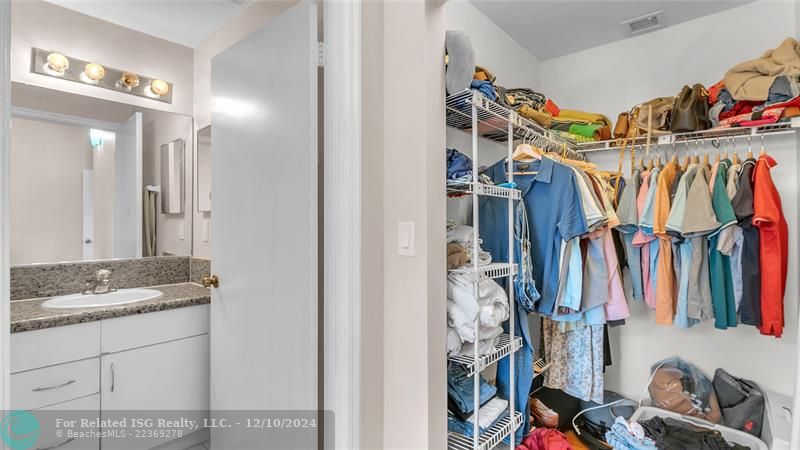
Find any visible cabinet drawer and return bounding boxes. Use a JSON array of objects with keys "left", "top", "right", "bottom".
[
  {"left": 12, "top": 358, "right": 100, "bottom": 410},
  {"left": 11, "top": 322, "right": 101, "bottom": 373},
  {"left": 34, "top": 394, "right": 100, "bottom": 450},
  {"left": 101, "top": 305, "right": 209, "bottom": 353}
]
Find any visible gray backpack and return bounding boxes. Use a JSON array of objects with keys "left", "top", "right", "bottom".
[{"left": 712, "top": 368, "right": 765, "bottom": 437}]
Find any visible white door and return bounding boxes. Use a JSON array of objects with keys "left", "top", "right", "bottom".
[
  {"left": 82, "top": 169, "right": 94, "bottom": 259},
  {"left": 114, "top": 112, "right": 142, "bottom": 258},
  {"left": 210, "top": 1, "right": 318, "bottom": 448}
]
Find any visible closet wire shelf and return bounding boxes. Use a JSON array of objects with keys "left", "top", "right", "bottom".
[
  {"left": 447, "top": 411, "right": 524, "bottom": 450},
  {"left": 449, "top": 334, "right": 523, "bottom": 377},
  {"left": 576, "top": 118, "right": 800, "bottom": 153},
  {"left": 447, "top": 182, "right": 522, "bottom": 200},
  {"left": 448, "top": 263, "right": 518, "bottom": 282},
  {"left": 446, "top": 90, "right": 576, "bottom": 151}
]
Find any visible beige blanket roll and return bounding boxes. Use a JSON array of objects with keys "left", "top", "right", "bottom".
[{"left": 724, "top": 37, "right": 800, "bottom": 101}]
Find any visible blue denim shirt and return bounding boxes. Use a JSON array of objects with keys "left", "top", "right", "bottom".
[
  {"left": 479, "top": 157, "right": 587, "bottom": 442},
  {"left": 481, "top": 157, "right": 588, "bottom": 316}
]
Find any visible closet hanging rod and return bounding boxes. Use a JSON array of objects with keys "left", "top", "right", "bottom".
[{"left": 576, "top": 119, "right": 799, "bottom": 153}]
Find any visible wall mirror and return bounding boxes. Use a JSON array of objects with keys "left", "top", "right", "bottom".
[
  {"left": 10, "top": 83, "right": 195, "bottom": 264},
  {"left": 196, "top": 126, "right": 211, "bottom": 213}
]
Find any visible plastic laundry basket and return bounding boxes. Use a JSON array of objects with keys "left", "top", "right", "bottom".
[{"left": 630, "top": 406, "right": 768, "bottom": 450}]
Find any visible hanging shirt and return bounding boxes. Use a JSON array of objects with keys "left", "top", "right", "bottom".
[
  {"left": 668, "top": 164, "right": 699, "bottom": 328},
  {"left": 616, "top": 170, "right": 643, "bottom": 302},
  {"left": 682, "top": 166, "right": 720, "bottom": 321},
  {"left": 709, "top": 160, "right": 738, "bottom": 330},
  {"left": 727, "top": 163, "right": 741, "bottom": 200},
  {"left": 635, "top": 168, "right": 660, "bottom": 309},
  {"left": 731, "top": 159, "right": 761, "bottom": 326},
  {"left": 753, "top": 155, "right": 788, "bottom": 338},
  {"left": 653, "top": 162, "right": 679, "bottom": 325}
]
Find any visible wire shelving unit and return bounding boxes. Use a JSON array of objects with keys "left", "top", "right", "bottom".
[
  {"left": 446, "top": 89, "right": 587, "bottom": 161},
  {"left": 444, "top": 90, "right": 562, "bottom": 450},
  {"left": 575, "top": 118, "right": 800, "bottom": 154},
  {"left": 447, "top": 412, "right": 525, "bottom": 450},
  {"left": 448, "top": 262, "right": 518, "bottom": 283},
  {"left": 445, "top": 90, "right": 521, "bottom": 450},
  {"left": 449, "top": 334, "right": 523, "bottom": 378}
]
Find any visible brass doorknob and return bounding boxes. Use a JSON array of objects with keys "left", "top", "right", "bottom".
[{"left": 201, "top": 274, "right": 219, "bottom": 288}]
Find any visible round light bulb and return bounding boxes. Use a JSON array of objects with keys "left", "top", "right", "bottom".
[
  {"left": 84, "top": 63, "right": 105, "bottom": 81},
  {"left": 150, "top": 79, "right": 169, "bottom": 97},
  {"left": 46, "top": 53, "right": 69, "bottom": 73},
  {"left": 119, "top": 72, "right": 140, "bottom": 89}
]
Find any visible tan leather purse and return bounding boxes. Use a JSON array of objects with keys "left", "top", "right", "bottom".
[{"left": 633, "top": 97, "right": 674, "bottom": 135}]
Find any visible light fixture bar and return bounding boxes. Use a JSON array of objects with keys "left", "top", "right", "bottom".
[{"left": 30, "top": 48, "right": 173, "bottom": 104}]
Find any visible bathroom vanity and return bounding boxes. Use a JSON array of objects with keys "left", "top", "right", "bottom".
[{"left": 9, "top": 257, "right": 211, "bottom": 450}]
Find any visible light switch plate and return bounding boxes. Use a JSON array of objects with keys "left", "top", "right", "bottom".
[
  {"left": 202, "top": 220, "right": 210, "bottom": 242},
  {"left": 397, "top": 221, "right": 415, "bottom": 256}
]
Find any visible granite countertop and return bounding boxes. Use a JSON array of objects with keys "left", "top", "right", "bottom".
[{"left": 11, "top": 283, "right": 210, "bottom": 333}]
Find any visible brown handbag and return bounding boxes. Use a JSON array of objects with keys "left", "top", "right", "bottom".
[
  {"left": 613, "top": 112, "right": 630, "bottom": 138},
  {"left": 671, "top": 83, "right": 711, "bottom": 132},
  {"left": 633, "top": 97, "right": 674, "bottom": 135}
]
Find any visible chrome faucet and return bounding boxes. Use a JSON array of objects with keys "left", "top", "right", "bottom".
[{"left": 83, "top": 269, "right": 116, "bottom": 295}]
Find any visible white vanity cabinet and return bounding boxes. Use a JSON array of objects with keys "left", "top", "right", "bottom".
[{"left": 10, "top": 305, "right": 209, "bottom": 449}]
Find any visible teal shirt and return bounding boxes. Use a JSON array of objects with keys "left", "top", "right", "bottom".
[{"left": 709, "top": 160, "right": 738, "bottom": 329}]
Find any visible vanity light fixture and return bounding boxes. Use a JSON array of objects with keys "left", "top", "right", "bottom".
[
  {"left": 84, "top": 63, "right": 105, "bottom": 82},
  {"left": 46, "top": 52, "right": 69, "bottom": 74},
  {"left": 30, "top": 48, "right": 174, "bottom": 104},
  {"left": 150, "top": 79, "right": 170, "bottom": 97},
  {"left": 118, "top": 72, "right": 140, "bottom": 90}
]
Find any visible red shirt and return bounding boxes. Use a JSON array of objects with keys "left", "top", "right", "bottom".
[{"left": 752, "top": 155, "right": 788, "bottom": 338}]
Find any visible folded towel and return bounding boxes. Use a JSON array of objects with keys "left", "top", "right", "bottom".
[
  {"left": 446, "top": 327, "right": 463, "bottom": 357},
  {"left": 457, "top": 331, "right": 502, "bottom": 357},
  {"left": 448, "top": 275, "right": 510, "bottom": 329},
  {"left": 466, "top": 397, "right": 508, "bottom": 430},
  {"left": 447, "top": 300, "right": 505, "bottom": 343},
  {"left": 446, "top": 224, "right": 493, "bottom": 266}
]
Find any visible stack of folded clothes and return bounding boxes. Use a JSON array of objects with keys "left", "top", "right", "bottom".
[
  {"left": 709, "top": 37, "right": 800, "bottom": 128},
  {"left": 446, "top": 269, "right": 509, "bottom": 357},
  {"left": 497, "top": 87, "right": 551, "bottom": 128},
  {"left": 447, "top": 363, "right": 509, "bottom": 438},
  {"left": 544, "top": 99, "right": 612, "bottom": 143}
]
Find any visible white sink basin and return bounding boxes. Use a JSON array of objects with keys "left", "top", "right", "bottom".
[{"left": 42, "top": 288, "right": 163, "bottom": 309}]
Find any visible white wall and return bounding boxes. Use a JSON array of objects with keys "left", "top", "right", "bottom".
[
  {"left": 380, "top": 2, "right": 447, "bottom": 448},
  {"left": 541, "top": 0, "right": 798, "bottom": 398},
  {"left": 10, "top": 1, "right": 193, "bottom": 116},
  {"left": 10, "top": 118, "right": 93, "bottom": 264},
  {"left": 445, "top": 0, "right": 542, "bottom": 224}
]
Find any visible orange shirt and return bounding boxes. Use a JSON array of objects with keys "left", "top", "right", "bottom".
[
  {"left": 753, "top": 155, "right": 788, "bottom": 338},
  {"left": 654, "top": 162, "right": 679, "bottom": 325}
]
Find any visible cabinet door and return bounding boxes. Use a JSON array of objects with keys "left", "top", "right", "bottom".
[{"left": 101, "top": 335, "right": 208, "bottom": 449}]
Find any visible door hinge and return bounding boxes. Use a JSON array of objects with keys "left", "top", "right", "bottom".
[{"left": 317, "top": 42, "right": 326, "bottom": 67}]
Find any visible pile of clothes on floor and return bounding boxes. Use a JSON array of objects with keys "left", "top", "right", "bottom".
[
  {"left": 524, "top": 358, "right": 766, "bottom": 449},
  {"left": 447, "top": 364, "right": 509, "bottom": 437},
  {"left": 607, "top": 415, "right": 752, "bottom": 450},
  {"left": 709, "top": 37, "right": 800, "bottom": 129}
]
